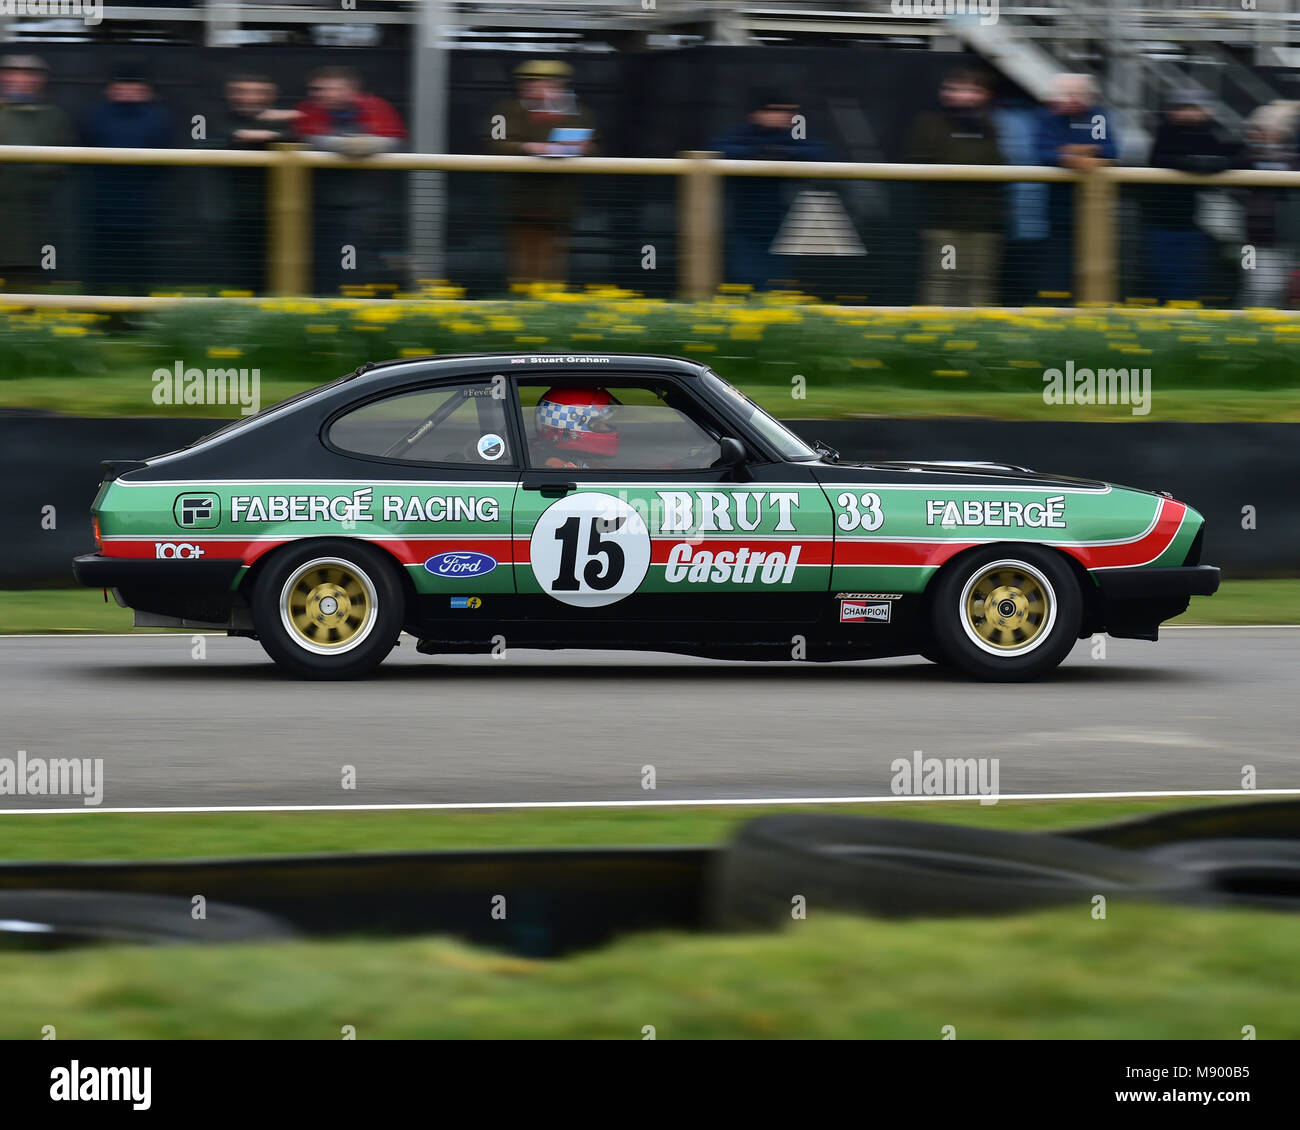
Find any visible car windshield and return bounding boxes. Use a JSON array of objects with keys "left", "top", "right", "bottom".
[{"left": 702, "top": 370, "right": 817, "bottom": 461}]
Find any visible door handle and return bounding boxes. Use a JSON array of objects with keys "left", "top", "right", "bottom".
[{"left": 522, "top": 474, "right": 577, "bottom": 498}]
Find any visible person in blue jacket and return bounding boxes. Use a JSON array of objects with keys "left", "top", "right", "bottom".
[
  {"left": 79, "top": 63, "right": 175, "bottom": 294},
  {"left": 710, "top": 90, "right": 830, "bottom": 290},
  {"left": 1035, "top": 73, "right": 1118, "bottom": 300}
]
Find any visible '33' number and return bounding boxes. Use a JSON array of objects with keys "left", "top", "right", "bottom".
[{"left": 836, "top": 491, "right": 885, "bottom": 532}]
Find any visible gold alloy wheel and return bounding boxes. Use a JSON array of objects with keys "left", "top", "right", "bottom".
[
  {"left": 961, "top": 561, "right": 1054, "bottom": 654},
  {"left": 279, "top": 558, "right": 378, "bottom": 656}
]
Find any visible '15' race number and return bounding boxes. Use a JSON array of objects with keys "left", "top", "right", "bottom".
[
  {"left": 836, "top": 491, "right": 885, "bottom": 532},
  {"left": 530, "top": 493, "right": 652, "bottom": 607}
]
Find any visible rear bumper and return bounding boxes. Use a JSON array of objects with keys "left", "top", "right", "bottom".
[
  {"left": 73, "top": 553, "right": 244, "bottom": 593},
  {"left": 1093, "top": 565, "right": 1220, "bottom": 641}
]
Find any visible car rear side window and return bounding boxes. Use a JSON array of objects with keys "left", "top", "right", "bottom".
[{"left": 328, "top": 382, "right": 514, "bottom": 467}]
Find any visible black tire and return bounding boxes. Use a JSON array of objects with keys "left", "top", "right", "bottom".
[
  {"left": 1143, "top": 839, "right": 1300, "bottom": 910},
  {"left": 1070, "top": 797, "right": 1300, "bottom": 850},
  {"left": 250, "top": 539, "right": 405, "bottom": 679},
  {"left": 0, "top": 890, "right": 297, "bottom": 949},
  {"left": 928, "top": 545, "right": 1083, "bottom": 681},
  {"left": 709, "top": 815, "right": 1201, "bottom": 929}
]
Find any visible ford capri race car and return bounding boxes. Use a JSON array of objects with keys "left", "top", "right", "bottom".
[{"left": 73, "top": 353, "right": 1220, "bottom": 681}]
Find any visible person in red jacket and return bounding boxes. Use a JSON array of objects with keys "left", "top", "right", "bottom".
[
  {"left": 296, "top": 67, "right": 405, "bottom": 157},
  {"left": 295, "top": 67, "right": 406, "bottom": 294}
]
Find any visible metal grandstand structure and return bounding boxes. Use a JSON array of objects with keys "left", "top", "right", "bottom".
[
  {"left": 5, "top": 2, "right": 1300, "bottom": 138},
  {"left": 0, "top": 1, "right": 1296, "bottom": 47}
]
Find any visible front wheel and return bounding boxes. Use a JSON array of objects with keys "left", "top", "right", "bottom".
[
  {"left": 250, "top": 541, "right": 405, "bottom": 679},
  {"left": 928, "top": 547, "right": 1083, "bottom": 682}
]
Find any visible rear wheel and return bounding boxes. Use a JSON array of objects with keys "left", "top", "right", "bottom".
[
  {"left": 251, "top": 541, "right": 405, "bottom": 679},
  {"left": 929, "top": 546, "right": 1082, "bottom": 681}
]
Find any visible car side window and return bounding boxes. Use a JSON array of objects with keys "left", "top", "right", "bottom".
[
  {"left": 519, "top": 381, "right": 722, "bottom": 471},
  {"left": 329, "top": 381, "right": 514, "bottom": 467}
]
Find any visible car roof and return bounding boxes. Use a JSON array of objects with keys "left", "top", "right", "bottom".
[
  {"left": 323, "top": 351, "right": 711, "bottom": 402},
  {"left": 352, "top": 351, "right": 707, "bottom": 380},
  {"left": 142, "top": 353, "right": 714, "bottom": 466}
]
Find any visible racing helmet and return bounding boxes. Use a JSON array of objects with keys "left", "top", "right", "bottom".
[{"left": 535, "top": 387, "right": 620, "bottom": 458}]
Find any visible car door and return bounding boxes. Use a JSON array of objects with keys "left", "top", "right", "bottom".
[
  {"left": 324, "top": 377, "right": 523, "bottom": 621},
  {"left": 507, "top": 372, "right": 834, "bottom": 629}
]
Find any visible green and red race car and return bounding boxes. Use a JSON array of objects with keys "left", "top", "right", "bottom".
[{"left": 73, "top": 353, "right": 1219, "bottom": 680}]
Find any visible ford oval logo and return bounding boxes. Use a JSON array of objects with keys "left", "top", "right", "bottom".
[{"left": 424, "top": 551, "right": 498, "bottom": 577}]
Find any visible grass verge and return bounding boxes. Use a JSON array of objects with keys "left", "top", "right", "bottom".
[
  {"left": 3, "top": 904, "right": 1295, "bottom": 1039},
  {"left": 0, "top": 795, "right": 1255, "bottom": 861},
  {"left": 6, "top": 298, "right": 1300, "bottom": 420},
  {"left": 1, "top": 579, "right": 1295, "bottom": 635},
  {"left": 0, "top": 797, "right": 1290, "bottom": 1039},
  {"left": 8, "top": 373, "right": 1300, "bottom": 422}
]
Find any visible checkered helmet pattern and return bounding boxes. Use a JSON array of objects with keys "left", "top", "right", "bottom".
[{"left": 535, "top": 387, "right": 620, "bottom": 457}]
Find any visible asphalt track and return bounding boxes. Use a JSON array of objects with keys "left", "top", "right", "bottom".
[{"left": 0, "top": 629, "right": 1296, "bottom": 811}]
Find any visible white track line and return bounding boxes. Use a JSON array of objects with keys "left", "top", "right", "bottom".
[{"left": 0, "top": 788, "right": 1297, "bottom": 817}]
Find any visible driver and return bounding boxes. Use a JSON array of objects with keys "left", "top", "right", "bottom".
[{"left": 535, "top": 387, "right": 620, "bottom": 469}]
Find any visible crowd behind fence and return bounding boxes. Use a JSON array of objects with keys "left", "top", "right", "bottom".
[{"left": 5, "top": 144, "right": 1300, "bottom": 307}]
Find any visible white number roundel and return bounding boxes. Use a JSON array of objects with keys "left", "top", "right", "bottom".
[{"left": 530, "top": 492, "right": 651, "bottom": 608}]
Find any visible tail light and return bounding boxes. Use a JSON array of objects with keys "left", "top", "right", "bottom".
[{"left": 92, "top": 514, "right": 102, "bottom": 551}]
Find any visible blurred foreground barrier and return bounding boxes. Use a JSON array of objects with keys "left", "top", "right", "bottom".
[
  {"left": 2, "top": 800, "right": 1298, "bottom": 954},
  {"left": 6, "top": 142, "right": 1300, "bottom": 301},
  {"left": 0, "top": 846, "right": 712, "bottom": 957},
  {"left": 1, "top": 413, "right": 1293, "bottom": 585}
]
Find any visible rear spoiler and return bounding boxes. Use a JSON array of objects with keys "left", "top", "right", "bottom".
[{"left": 100, "top": 459, "right": 148, "bottom": 481}]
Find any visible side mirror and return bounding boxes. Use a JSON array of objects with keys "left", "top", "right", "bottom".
[{"left": 718, "top": 436, "right": 750, "bottom": 481}]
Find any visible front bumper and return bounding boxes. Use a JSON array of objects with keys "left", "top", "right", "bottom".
[
  {"left": 1094, "top": 565, "right": 1221, "bottom": 601},
  {"left": 1093, "top": 564, "right": 1220, "bottom": 640},
  {"left": 72, "top": 553, "right": 244, "bottom": 592}
]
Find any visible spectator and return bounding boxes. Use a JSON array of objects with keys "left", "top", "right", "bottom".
[
  {"left": 1237, "top": 101, "right": 1300, "bottom": 307},
  {"left": 295, "top": 66, "right": 405, "bottom": 295},
  {"left": 208, "top": 73, "right": 300, "bottom": 293},
  {"left": 904, "top": 68, "right": 1004, "bottom": 306},
  {"left": 992, "top": 100, "right": 1050, "bottom": 305},
  {"left": 80, "top": 64, "right": 175, "bottom": 294},
  {"left": 1035, "top": 73, "right": 1118, "bottom": 300},
  {"left": 710, "top": 90, "right": 830, "bottom": 291},
  {"left": 1139, "top": 89, "right": 1236, "bottom": 304},
  {"left": 0, "top": 55, "right": 74, "bottom": 292},
  {"left": 490, "top": 59, "right": 599, "bottom": 285}
]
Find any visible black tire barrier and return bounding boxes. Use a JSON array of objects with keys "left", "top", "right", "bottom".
[
  {"left": 2, "top": 802, "right": 1299, "bottom": 954},
  {"left": 0, "top": 847, "right": 714, "bottom": 958},
  {"left": 0, "top": 890, "right": 297, "bottom": 949},
  {"left": 1067, "top": 798, "right": 1300, "bottom": 850},
  {"left": 707, "top": 814, "right": 1203, "bottom": 929},
  {"left": 1143, "top": 839, "right": 1300, "bottom": 911}
]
